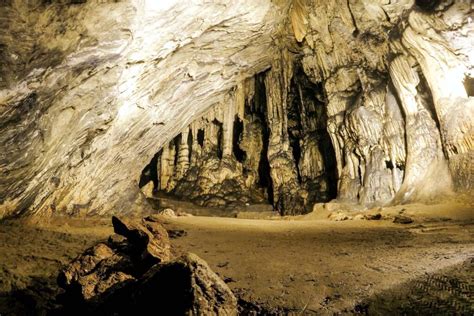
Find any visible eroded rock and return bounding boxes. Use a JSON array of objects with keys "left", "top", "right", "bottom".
[
  {"left": 58, "top": 217, "right": 236, "bottom": 315},
  {"left": 59, "top": 216, "right": 171, "bottom": 304},
  {"left": 109, "top": 253, "right": 238, "bottom": 316},
  {"left": 57, "top": 242, "right": 135, "bottom": 301},
  {"left": 393, "top": 215, "right": 414, "bottom": 224},
  {"left": 112, "top": 216, "right": 171, "bottom": 264}
]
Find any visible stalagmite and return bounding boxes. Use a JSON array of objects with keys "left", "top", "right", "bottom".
[
  {"left": 159, "top": 144, "right": 173, "bottom": 191},
  {"left": 401, "top": 7, "right": 474, "bottom": 191}
]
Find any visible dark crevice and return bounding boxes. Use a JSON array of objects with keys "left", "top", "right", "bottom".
[
  {"left": 386, "top": 160, "right": 394, "bottom": 170},
  {"left": 197, "top": 129, "right": 204, "bottom": 147},
  {"left": 232, "top": 117, "right": 246, "bottom": 163},
  {"left": 139, "top": 150, "right": 161, "bottom": 191},
  {"left": 464, "top": 76, "right": 474, "bottom": 97},
  {"left": 212, "top": 119, "right": 223, "bottom": 160},
  {"left": 187, "top": 129, "right": 193, "bottom": 162},
  {"left": 173, "top": 134, "right": 181, "bottom": 167},
  {"left": 415, "top": 0, "right": 442, "bottom": 11},
  {"left": 254, "top": 74, "right": 274, "bottom": 205}
]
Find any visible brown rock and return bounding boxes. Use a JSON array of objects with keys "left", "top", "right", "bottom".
[
  {"left": 112, "top": 216, "right": 171, "bottom": 264},
  {"left": 393, "top": 215, "right": 414, "bottom": 224},
  {"left": 57, "top": 243, "right": 135, "bottom": 301},
  {"left": 103, "top": 253, "right": 238, "bottom": 315}
]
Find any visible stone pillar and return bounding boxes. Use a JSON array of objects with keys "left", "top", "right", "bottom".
[
  {"left": 222, "top": 92, "right": 235, "bottom": 158},
  {"left": 402, "top": 17, "right": 473, "bottom": 191},
  {"left": 264, "top": 51, "right": 306, "bottom": 215},
  {"left": 389, "top": 55, "right": 452, "bottom": 201},
  {"left": 175, "top": 129, "right": 190, "bottom": 180}
]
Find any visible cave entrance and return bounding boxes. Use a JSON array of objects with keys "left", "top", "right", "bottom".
[{"left": 139, "top": 150, "right": 161, "bottom": 193}]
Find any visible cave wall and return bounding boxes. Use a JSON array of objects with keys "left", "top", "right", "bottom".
[
  {"left": 0, "top": 0, "right": 290, "bottom": 217},
  {"left": 291, "top": 0, "right": 473, "bottom": 205},
  {"left": 148, "top": 70, "right": 336, "bottom": 214},
  {"left": 0, "top": 0, "right": 472, "bottom": 217}
]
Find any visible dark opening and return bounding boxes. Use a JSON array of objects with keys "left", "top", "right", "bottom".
[
  {"left": 464, "top": 76, "right": 474, "bottom": 97},
  {"left": 138, "top": 150, "right": 161, "bottom": 191},
  {"left": 287, "top": 75, "right": 304, "bottom": 184},
  {"left": 197, "top": 129, "right": 205, "bottom": 147},
  {"left": 415, "top": 0, "right": 441, "bottom": 11},
  {"left": 254, "top": 74, "right": 274, "bottom": 205},
  {"left": 385, "top": 160, "right": 394, "bottom": 170},
  {"left": 187, "top": 129, "right": 193, "bottom": 162},
  {"left": 212, "top": 119, "right": 223, "bottom": 160},
  {"left": 290, "top": 63, "right": 338, "bottom": 201},
  {"left": 232, "top": 117, "right": 246, "bottom": 163},
  {"left": 173, "top": 134, "right": 181, "bottom": 167}
]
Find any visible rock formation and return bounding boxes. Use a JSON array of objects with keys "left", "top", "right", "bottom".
[
  {"left": 0, "top": 0, "right": 473, "bottom": 217},
  {"left": 148, "top": 71, "right": 336, "bottom": 214},
  {"left": 57, "top": 216, "right": 237, "bottom": 315}
]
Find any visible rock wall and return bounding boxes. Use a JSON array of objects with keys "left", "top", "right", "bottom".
[
  {"left": 0, "top": 0, "right": 290, "bottom": 217},
  {"left": 148, "top": 70, "right": 336, "bottom": 214},
  {"left": 291, "top": 0, "right": 473, "bottom": 205},
  {"left": 0, "top": 0, "right": 472, "bottom": 217}
]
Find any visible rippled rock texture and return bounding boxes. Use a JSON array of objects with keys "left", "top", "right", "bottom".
[
  {"left": 1, "top": 0, "right": 473, "bottom": 217},
  {"left": 0, "top": 0, "right": 289, "bottom": 217}
]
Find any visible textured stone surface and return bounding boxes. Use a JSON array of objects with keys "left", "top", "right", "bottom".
[
  {"left": 0, "top": 0, "right": 290, "bottom": 217},
  {"left": 125, "top": 253, "right": 238, "bottom": 315},
  {"left": 1, "top": 0, "right": 473, "bottom": 217},
  {"left": 58, "top": 216, "right": 172, "bottom": 303},
  {"left": 57, "top": 217, "right": 236, "bottom": 314},
  {"left": 112, "top": 216, "right": 171, "bottom": 264},
  {"left": 293, "top": 0, "right": 473, "bottom": 206}
]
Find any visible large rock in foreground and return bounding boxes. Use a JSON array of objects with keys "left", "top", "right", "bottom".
[
  {"left": 58, "top": 216, "right": 171, "bottom": 303},
  {"left": 99, "top": 253, "right": 238, "bottom": 315},
  {"left": 57, "top": 216, "right": 237, "bottom": 315}
]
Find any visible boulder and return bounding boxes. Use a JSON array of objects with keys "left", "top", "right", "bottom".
[
  {"left": 58, "top": 217, "right": 171, "bottom": 304},
  {"left": 57, "top": 242, "right": 135, "bottom": 302},
  {"left": 158, "top": 208, "right": 177, "bottom": 218},
  {"left": 100, "top": 253, "right": 238, "bottom": 315}
]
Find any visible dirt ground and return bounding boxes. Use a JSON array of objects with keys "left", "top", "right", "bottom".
[{"left": 0, "top": 201, "right": 472, "bottom": 315}]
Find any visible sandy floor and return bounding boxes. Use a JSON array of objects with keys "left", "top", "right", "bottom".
[{"left": 0, "top": 202, "right": 473, "bottom": 315}]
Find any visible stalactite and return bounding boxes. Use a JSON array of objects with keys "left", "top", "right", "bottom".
[
  {"left": 264, "top": 51, "right": 307, "bottom": 215},
  {"left": 222, "top": 91, "right": 236, "bottom": 158}
]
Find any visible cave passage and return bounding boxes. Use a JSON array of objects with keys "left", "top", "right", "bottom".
[{"left": 140, "top": 66, "right": 339, "bottom": 214}]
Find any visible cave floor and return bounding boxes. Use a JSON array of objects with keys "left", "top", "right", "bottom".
[{"left": 0, "top": 203, "right": 473, "bottom": 315}]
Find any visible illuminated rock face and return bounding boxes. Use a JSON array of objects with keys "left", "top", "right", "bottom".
[
  {"left": 291, "top": 0, "right": 473, "bottom": 206},
  {"left": 0, "top": 0, "right": 472, "bottom": 217},
  {"left": 0, "top": 0, "right": 288, "bottom": 217}
]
